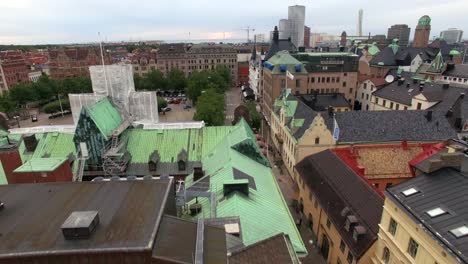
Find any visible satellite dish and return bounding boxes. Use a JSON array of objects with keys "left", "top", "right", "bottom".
[{"left": 385, "top": 75, "right": 395, "bottom": 83}]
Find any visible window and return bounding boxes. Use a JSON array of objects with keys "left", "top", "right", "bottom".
[
  {"left": 340, "top": 240, "right": 345, "bottom": 253},
  {"left": 281, "top": 79, "right": 285, "bottom": 87},
  {"left": 382, "top": 247, "right": 390, "bottom": 264},
  {"left": 349, "top": 88, "right": 353, "bottom": 94},
  {"left": 343, "top": 81, "right": 347, "bottom": 87},
  {"left": 347, "top": 252, "right": 354, "bottom": 264},
  {"left": 396, "top": 104, "right": 399, "bottom": 110},
  {"left": 374, "top": 183, "right": 380, "bottom": 189},
  {"left": 375, "top": 98, "right": 379, "bottom": 104},
  {"left": 337, "top": 258, "right": 342, "bottom": 264},
  {"left": 363, "top": 83, "right": 367, "bottom": 89},
  {"left": 426, "top": 207, "right": 447, "bottom": 217},
  {"left": 326, "top": 218, "right": 331, "bottom": 228},
  {"left": 388, "top": 218, "right": 397, "bottom": 236},
  {"left": 344, "top": 73, "right": 348, "bottom": 77},
  {"left": 402, "top": 187, "right": 419, "bottom": 197},
  {"left": 407, "top": 238, "right": 419, "bottom": 258},
  {"left": 383, "top": 100, "right": 386, "bottom": 107},
  {"left": 366, "top": 94, "right": 369, "bottom": 100},
  {"left": 404, "top": 106, "right": 408, "bottom": 110},
  {"left": 417, "top": 102, "right": 422, "bottom": 110},
  {"left": 296, "top": 79, "right": 301, "bottom": 88},
  {"left": 450, "top": 225, "right": 468, "bottom": 238},
  {"left": 337, "top": 77, "right": 340, "bottom": 83},
  {"left": 361, "top": 93, "right": 364, "bottom": 99},
  {"left": 311, "top": 77, "right": 315, "bottom": 83},
  {"left": 327, "top": 77, "right": 330, "bottom": 83},
  {"left": 309, "top": 191, "right": 313, "bottom": 201},
  {"left": 390, "top": 102, "right": 394, "bottom": 109},
  {"left": 315, "top": 137, "right": 320, "bottom": 144}
]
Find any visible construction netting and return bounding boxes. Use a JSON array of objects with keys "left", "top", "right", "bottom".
[
  {"left": 69, "top": 94, "right": 106, "bottom": 124},
  {"left": 128, "top": 91, "right": 159, "bottom": 123}
]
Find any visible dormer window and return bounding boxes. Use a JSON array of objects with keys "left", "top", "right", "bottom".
[{"left": 450, "top": 225, "right": 468, "bottom": 238}]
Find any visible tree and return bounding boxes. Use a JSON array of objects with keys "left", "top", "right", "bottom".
[
  {"left": 134, "top": 74, "right": 143, "bottom": 90},
  {"left": 142, "top": 70, "right": 167, "bottom": 91},
  {"left": 245, "top": 101, "right": 261, "bottom": 131},
  {"left": 0, "top": 92, "right": 17, "bottom": 113},
  {"left": 193, "top": 89, "right": 225, "bottom": 126},
  {"left": 167, "top": 68, "right": 187, "bottom": 91},
  {"left": 157, "top": 96, "right": 167, "bottom": 112},
  {"left": 215, "top": 65, "right": 232, "bottom": 86},
  {"left": 186, "top": 69, "right": 229, "bottom": 104},
  {"left": 8, "top": 83, "right": 37, "bottom": 104}
]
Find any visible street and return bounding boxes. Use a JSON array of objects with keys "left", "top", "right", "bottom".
[{"left": 224, "top": 86, "right": 242, "bottom": 125}]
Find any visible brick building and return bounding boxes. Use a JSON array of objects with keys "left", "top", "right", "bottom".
[
  {"left": 156, "top": 43, "right": 238, "bottom": 84},
  {"left": 0, "top": 50, "right": 30, "bottom": 93},
  {"left": 413, "top": 15, "right": 431, "bottom": 48},
  {"left": 131, "top": 51, "right": 157, "bottom": 76},
  {"left": 48, "top": 47, "right": 111, "bottom": 80}
]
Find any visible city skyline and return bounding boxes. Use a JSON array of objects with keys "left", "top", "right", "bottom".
[{"left": 0, "top": 0, "right": 467, "bottom": 44}]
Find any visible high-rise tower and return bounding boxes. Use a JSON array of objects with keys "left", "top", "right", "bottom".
[
  {"left": 288, "top": 5, "right": 306, "bottom": 48},
  {"left": 413, "top": 15, "right": 431, "bottom": 48},
  {"left": 357, "top": 9, "right": 363, "bottom": 37}
]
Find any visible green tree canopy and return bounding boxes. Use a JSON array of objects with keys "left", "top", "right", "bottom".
[
  {"left": 193, "top": 89, "right": 225, "bottom": 126},
  {"left": 142, "top": 70, "right": 167, "bottom": 91},
  {"left": 157, "top": 96, "right": 168, "bottom": 112},
  {"left": 245, "top": 101, "right": 261, "bottom": 131},
  {"left": 186, "top": 69, "right": 229, "bottom": 103},
  {"left": 166, "top": 68, "right": 187, "bottom": 91}
]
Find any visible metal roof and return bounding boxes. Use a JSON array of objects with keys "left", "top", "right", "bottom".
[
  {"left": 13, "top": 157, "right": 67, "bottom": 172},
  {"left": 185, "top": 120, "right": 307, "bottom": 256},
  {"left": 0, "top": 161, "right": 7, "bottom": 185},
  {"left": 0, "top": 180, "right": 172, "bottom": 258},
  {"left": 386, "top": 167, "right": 468, "bottom": 263},
  {"left": 85, "top": 97, "right": 123, "bottom": 140},
  {"left": 152, "top": 215, "right": 227, "bottom": 264}
]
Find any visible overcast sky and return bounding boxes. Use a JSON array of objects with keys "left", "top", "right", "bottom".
[{"left": 0, "top": 0, "right": 467, "bottom": 44}]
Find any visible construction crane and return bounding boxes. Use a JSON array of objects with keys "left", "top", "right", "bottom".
[{"left": 239, "top": 26, "right": 255, "bottom": 43}]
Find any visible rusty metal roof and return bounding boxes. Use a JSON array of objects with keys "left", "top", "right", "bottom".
[{"left": 0, "top": 180, "right": 172, "bottom": 258}]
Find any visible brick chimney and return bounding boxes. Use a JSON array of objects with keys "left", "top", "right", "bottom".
[{"left": 427, "top": 152, "right": 464, "bottom": 173}]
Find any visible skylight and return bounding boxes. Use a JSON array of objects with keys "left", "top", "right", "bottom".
[
  {"left": 426, "top": 208, "right": 446, "bottom": 217},
  {"left": 402, "top": 188, "right": 419, "bottom": 197},
  {"left": 450, "top": 225, "right": 468, "bottom": 238}
]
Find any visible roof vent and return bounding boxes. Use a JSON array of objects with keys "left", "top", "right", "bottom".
[
  {"left": 442, "top": 83, "right": 450, "bottom": 89},
  {"left": 397, "top": 78, "right": 405, "bottom": 86},
  {"left": 223, "top": 179, "right": 249, "bottom": 197},
  {"left": 460, "top": 93, "right": 465, "bottom": 99},
  {"left": 426, "top": 110, "right": 433, "bottom": 122},
  {"left": 446, "top": 108, "right": 453, "bottom": 118},
  {"left": 353, "top": 225, "right": 367, "bottom": 241},
  {"left": 61, "top": 211, "right": 99, "bottom": 240},
  {"left": 413, "top": 79, "right": 418, "bottom": 84},
  {"left": 340, "top": 207, "right": 351, "bottom": 217},
  {"left": 0, "top": 200, "right": 4, "bottom": 210},
  {"left": 23, "top": 134, "right": 38, "bottom": 152},
  {"left": 406, "top": 83, "right": 410, "bottom": 88},
  {"left": 345, "top": 215, "right": 358, "bottom": 231},
  {"left": 224, "top": 223, "right": 240, "bottom": 237},
  {"left": 194, "top": 166, "right": 204, "bottom": 182}
]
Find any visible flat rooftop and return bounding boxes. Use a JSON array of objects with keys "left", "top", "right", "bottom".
[{"left": 0, "top": 180, "right": 172, "bottom": 258}]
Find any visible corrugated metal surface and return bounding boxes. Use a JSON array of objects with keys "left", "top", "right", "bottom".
[
  {"left": 86, "top": 97, "right": 123, "bottom": 140},
  {"left": 0, "top": 180, "right": 172, "bottom": 258}
]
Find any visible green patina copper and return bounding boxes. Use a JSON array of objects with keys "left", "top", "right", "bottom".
[{"left": 418, "top": 15, "right": 431, "bottom": 26}]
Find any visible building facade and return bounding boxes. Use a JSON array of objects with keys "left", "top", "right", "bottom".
[
  {"left": 373, "top": 153, "right": 468, "bottom": 264},
  {"left": 156, "top": 43, "right": 238, "bottom": 84},
  {"left": 304, "top": 26, "right": 311, "bottom": 48},
  {"left": 413, "top": 16, "right": 431, "bottom": 48},
  {"left": 387, "top": 24, "right": 411, "bottom": 47},
  {"left": 440, "top": 28, "right": 464, "bottom": 44},
  {"left": 288, "top": 5, "right": 306, "bottom": 48},
  {"left": 48, "top": 48, "right": 111, "bottom": 80},
  {"left": 0, "top": 50, "right": 30, "bottom": 92},
  {"left": 131, "top": 51, "right": 157, "bottom": 76}
]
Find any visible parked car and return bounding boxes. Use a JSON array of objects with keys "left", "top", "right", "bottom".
[
  {"left": 31, "top": 114, "right": 38, "bottom": 122},
  {"left": 162, "top": 107, "right": 172, "bottom": 112},
  {"left": 172, "top": 98, "right": 182, "bottom": 104},
  {"left": 183, "top": 104, "right": 192, "bottom": 109}
]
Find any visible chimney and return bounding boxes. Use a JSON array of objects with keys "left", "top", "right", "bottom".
[
  {"left": 23, "top": 134, "right": 38, "bottom": 152},
  {"left": 419, "top": 81, "right": 425, "bottom": 91},
  {"left": 447, "top": 63, "right": 455, "bottom": 71},
  {"left": 397, "top": 78, "right": 404, "bottom": 86},
  {"left": 328, "top": 106, "right": 334, "bottom": 117},
  {"left": 273, "top": 26, "right": 279, "bottom": 42},
  {"left": 427, "top": 152, "right": 464, "bottom": 173},
  {"left": 426, "top": 110, "right": 433, "bottom": 122},
  {"left": 446, "top": 108, "right": 453, "bottom": 117},
  {"left": 0, "top": 200, "right": 4, "bottom": 210},
  {"left": 406, "top": 83, "right": 410, "bottom": 88},
  {"left": 193, "top": 166, "right": 204, "bottom": 182}
]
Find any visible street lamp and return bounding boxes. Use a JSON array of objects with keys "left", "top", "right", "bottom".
[{"left": 13, "top": 116, "right": 20, "bottom": 128}]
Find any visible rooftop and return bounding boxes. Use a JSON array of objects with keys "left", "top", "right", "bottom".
[
  {"left": 85, "top": 97, "right": 123, "bottom": 140},
  {"left": 229, "top": 233, "right": 300, "bottom": 264},
  {"left": 386, "top": 166, "right": 468, "bottom": 263},
  {"left": 296, "top": 150, "right": 384, "bottom": 258},
  {"left": 14, "top": 157, "right": 67, "bottom": 173},
  {"left": 0, "top": 180, "right": 172, "bottom": 258}
]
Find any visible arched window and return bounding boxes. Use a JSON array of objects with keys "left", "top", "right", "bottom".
[{"left": 382, "top": 247, "right": 390, "bottom": 264}]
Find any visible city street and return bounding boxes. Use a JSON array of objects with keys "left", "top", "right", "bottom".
[{"left": 224, "top": 86, "right": 242, "bottom": 125}]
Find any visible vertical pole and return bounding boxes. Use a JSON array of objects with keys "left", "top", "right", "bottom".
[
  {"left": 98, "top": 32, "right": 111, "bottom": 98},
  {"left": 58, "top": 93, "right": 64, "bottom": 117}
]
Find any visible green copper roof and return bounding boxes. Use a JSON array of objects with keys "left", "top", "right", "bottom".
[
  {"left": 185, "top": 122, "right": 307, "bottom": 255},
  {"left": 418, "top": 15, "right": 431, "bottom": 26},
  {"left": 429, "top": 51, "right": 445, "bottom": 72},
  {"left": 14, "top": 157, "right": 67, "bottom": 173},
  {"left": 368, "top": 42, "right": 380, "bottom": 56},
  {"left": 0, "top": 129, "right": 8, "bottom": 138},
  {"left": 388, "top": 39, "right": 400, "bottom": 55},
  {"left": 0, "top": 161, "right": 7, "bottom": 185},
  {"left": 265, "top": 51, "right": 307, "bottom": 74},
  {"left": 124, "top": 126, "right": 236, "bottom": 163},
  {"left": 85, "top": 97, "right": 123, "bottom": 140},
  {"left": 450, "top": 49, "right": 461, "bottom": 56},
  {"left": 31, "top": 133, "right": 76, "bottom": 159}
]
